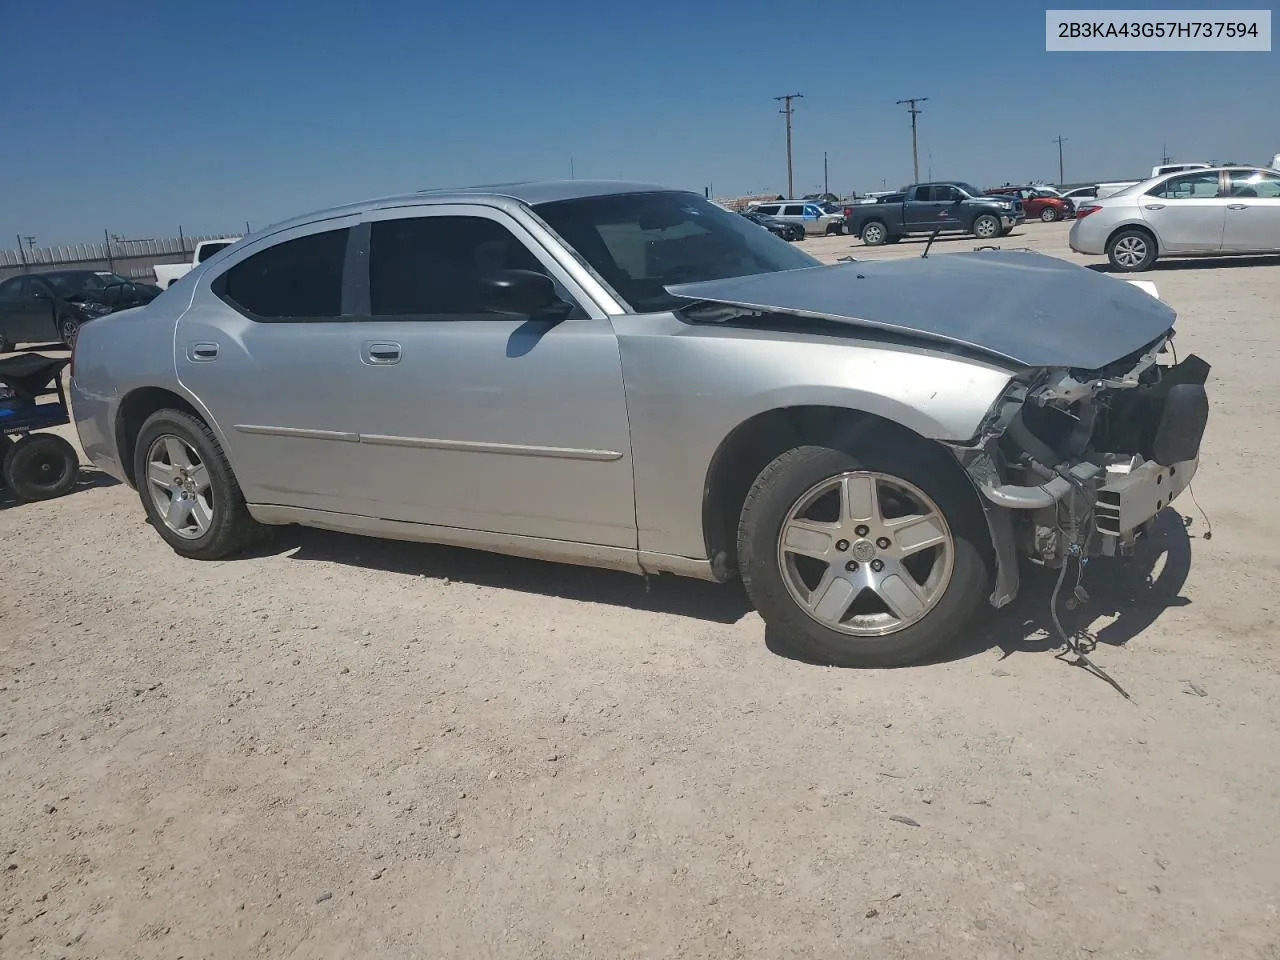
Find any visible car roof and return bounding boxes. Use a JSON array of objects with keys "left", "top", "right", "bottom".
[{"left": 257, "top": 180, "right": 677, "bottom": 237}]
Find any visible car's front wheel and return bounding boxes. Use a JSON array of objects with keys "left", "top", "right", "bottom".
[
  {"left": 1106, "top": 228, "right": 1158, "bottom": 271},
  {"left": 60, "top": 317, "right": 80, "bottom": 349},
  {"left": 133, "top": 409, "right": 263, "bottom": 560},
  {"left": 737, "top": 443, "right": 991, "bottom": 667}
]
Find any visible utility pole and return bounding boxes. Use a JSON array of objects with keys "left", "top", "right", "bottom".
[
  {"left": 104, "top": 228, "right": 114, "bottom": 272},
  {"left": 1160, "top": 143, "right": 1171, "bottom": 165},
  {"left": 569, "top": 157, "right": 575, "bottom": 179},
  {"left": 774, "top": 93, "right": 803, "bottom": 198},
  {"left": 17, "top": 234, "right": 30, "bottom": 273},
  {"left": 895, "top": 97, "right": 928, "bottom": 182},
  {"left": 1053, "top": 135, "right": 1068, "bottom": 184},
  {"left": 823, "top": 151, "right": 829, "bottom": 195}
]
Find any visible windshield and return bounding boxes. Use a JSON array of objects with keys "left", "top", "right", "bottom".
[{"left": 533, "top": 191, "right": 819, "bottom": 312}]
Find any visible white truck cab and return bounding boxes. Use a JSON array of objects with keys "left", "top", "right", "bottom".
[{"left": 153, "top": 237, "right": 241, "bottom": 288}]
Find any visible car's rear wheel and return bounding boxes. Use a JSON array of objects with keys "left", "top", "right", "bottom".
[
  {"left": 972, "top": 214, "right": 1000, "bottom": 240},
  {"left": 1040, "top": 206, "right": 1060, "bottom": 223},
  {"left": 60, "top": 318, "right": 79, "bottom": 349},
  {"left": 826, "top": 223, "right": 844, "bottom": 236},
  {"left": 133, "top": 409, "right": 263, "bottom": 560},
  {"left": 1107, "top": 228, "right": 1158, "bottom": 271},
  {"left": 737, "top": 443, "right": 991, "bottom": 668},
  {"left": 860, "top": 221, "right": 888, "bottom": 246}
]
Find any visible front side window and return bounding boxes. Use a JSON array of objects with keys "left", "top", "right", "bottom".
[
  {"left": 1227, "top": 169, "right": 1280, "bottom": 198},
  {"left": 368, "top": 215, "right": 548, "bottom": 317},
  {"left": 216, "top": 228, "right": 348, "bottom": 321},
  {"left": 0, "top": 278, "right": 23, "bottom": 301},
  {"left": 1147, "top": 172, "right": 1221, "bottom": 200},
  {"left": 532, "top": 190, "right": 818, "bottom": 313}
]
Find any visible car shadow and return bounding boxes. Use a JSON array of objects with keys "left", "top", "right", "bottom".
[
  {"left": 260, "top": 526, "right": 753, "bottom": 625},
  {"left": 767, "top": 507, "right": 1194, "bottom": 666},
  {"left": 1087, "top": 254, "right": 1280, "bottom": 273},
  {"left": 0, "top": 466, "right": 119, "bottom": 510}
]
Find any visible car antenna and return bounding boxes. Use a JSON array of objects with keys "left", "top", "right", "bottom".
[{"left": 921, "top": 225, "right": 943, "bottom": 259}]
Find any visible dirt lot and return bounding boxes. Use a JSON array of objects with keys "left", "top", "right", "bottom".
[{"left": 3, "top": 222, "right": 1279, "bottom": 960}]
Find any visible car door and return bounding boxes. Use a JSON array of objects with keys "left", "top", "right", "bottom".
[
  {"left": 345, "top": 205, "right": 636, "bottom": 549},
  {"left": 1221, "top": 169, "right": 1280, "bottom": 252},
  {"left": 779, "top": 203, "right": 807, "bottom": 234},
  {"left": 0, "top": 277, "right": 59, "bottom": 345},
  {"left": 174, "top": 216, "right": 365, "bottom": 513},
  {"left": 1138, "top": 171, "right": 1227, "bottom": 253}
]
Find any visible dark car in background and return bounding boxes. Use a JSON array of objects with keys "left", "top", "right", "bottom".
[
  {"left": 740, "top": 210, "right": 805, "bottom": 241},
  {"left": 844, "top": 182, "right": 1023, "bottom": 245},
  {"left": 0, "top": 270, "right": 160, "bottom": 352},
  {"left": 985, "top": 186, "right": 1074, "bottom": 222}
]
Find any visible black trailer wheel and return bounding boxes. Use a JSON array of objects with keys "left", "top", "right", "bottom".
[{"left": 2, "top": 433, "right": 79, "bottom": 501}]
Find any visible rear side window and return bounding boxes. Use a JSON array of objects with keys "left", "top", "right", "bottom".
[
  {"left": 1147, "top": 172, "right": 1220, "bottom": 200},
  {"left": 216, "top": 228, "right": 349, "bottom": 321},
  {"left": 197, "top": 241, "right": 233, "bottom": 263},
  {"left": 781, "top": 205, "right": 804, "bottom": 216},
  {"left": 755, "top": 205, "right": 780, "bottom": 215}
]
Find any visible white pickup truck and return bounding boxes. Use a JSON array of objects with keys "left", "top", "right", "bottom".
[{"left": 153, "top": 237, "right": 240, "bottom": 289}]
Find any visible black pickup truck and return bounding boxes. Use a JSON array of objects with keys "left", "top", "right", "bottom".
[{"left": 844, "top": 182, "right": 1023, "bottom": 246}]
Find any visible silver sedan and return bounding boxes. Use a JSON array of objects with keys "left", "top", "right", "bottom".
[
  {"left": 70, "top": 181, "right": 1209, "bottom": 668},
  {"left": 1069, "top": 166, "right": 1280, "bottom": 271}
]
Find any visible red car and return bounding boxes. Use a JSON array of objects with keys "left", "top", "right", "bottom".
[{"left": 984, "top": 186, "right": 1073, "bottom": 222}]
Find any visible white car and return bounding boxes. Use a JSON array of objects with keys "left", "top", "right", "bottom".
[
  {"left": 1069, "top": 165, "right": 1280, "bottom": 271},
  {"left": 153, "top": 237, "right": 242, "bottom": 289}
]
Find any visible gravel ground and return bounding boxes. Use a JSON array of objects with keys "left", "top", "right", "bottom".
[{"left": 2, "top": 222, "right": 1279, "bottom": 960}]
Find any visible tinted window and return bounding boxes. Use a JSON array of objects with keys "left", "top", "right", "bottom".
[
  {"left": 781, "top": 205, "right": 805, "bottom": 216},
  {"left": 755, "top": 205, "right": 779, "bottom": 215},
  {"left": 197, "top": 241, "right": 233, "bottom": 263},
  {"left": 368, "top": 215, "right": 546, "bottom": 317},
  {"left": 0, "top": 278, "right": 23, "bottom": 301},
  {"left": 1227, "top": 169, "right": 1280, "bottom": 198},
  {"left": 1147, "top": 172, "right": 1220, "bottom": 200},
  {"left": 217, "top": 228, "right": 348, "bottom": 320},
  {"left": 911, "top": 187, "right": 932, "bottom": 201},
  {"left": 935, "top": 186, "right": 961, "bottom": 202},
  {"left": 533, "top": 190, "right": 818, "bottom": 313}
]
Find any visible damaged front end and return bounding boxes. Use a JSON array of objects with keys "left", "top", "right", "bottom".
[{"left": 951, "top": 333, "right": 1211, "bottom": 608}]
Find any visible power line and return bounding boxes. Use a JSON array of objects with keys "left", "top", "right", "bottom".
[
  {"left": 1053, "top": 135, "right": 1069, "bottom": 184},
  {"left": 774, "top": 93, "right": 803, "bottom": 198},
  {"left": 895, "top": 97, "right": 928, "bottom": 183}
]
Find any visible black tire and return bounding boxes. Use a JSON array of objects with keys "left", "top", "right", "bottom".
[
  {"left": 1106, "top": 228, "right": 1158, "bottom": 272},
  {"left": 971, "top": 214, "right": 1000, "bottom": 241},
  {"left": 60, "top": 317, "right": 80, "bottom": 349},
  {"left": 999, "top": 226, "right": 1014, "bottom": 237},
  {"left": 132, "top": 408, "right": 263, "bottom": 559},
  {"left": 885, "top": 235, "right": 903, "bottom": 244},
  {"left": 860, "top": 221, "right": 888, "bottom": 246},
  {"left": 0, "top": 335, "right": 12, "bottom": 354},
  {"left": 737, "top": 442, "right": 992, "bottom": 668},
  {"left": 825, "top": 223, "right": 844, "bottom": 236},
  {"left": 0, "top": 433, "right": 13, "bottom": 484},
  {"left": 2, "top": 433, "right": 79, "bottom": 501},
  {"left": 1039, "top": 206, "right": 1060, "bottom": 223}
]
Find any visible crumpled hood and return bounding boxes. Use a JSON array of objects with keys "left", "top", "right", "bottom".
[{"left": 665, "top": 250, "right": 1176, "bottom": 370}]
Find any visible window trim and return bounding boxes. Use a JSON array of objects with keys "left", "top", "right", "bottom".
[
  {"left": 1144, "top": 170, "right": 1225, "bottom": 200},
  {"left": 355, "top": 203, "right": 599, "bottom": 323},
  {"left": 209, "top": 225, "right": 357, "bottom": 324}
]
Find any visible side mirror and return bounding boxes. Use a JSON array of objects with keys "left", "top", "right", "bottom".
[{"left": 478, "top": 269, "right": 559, "bottom": 316}]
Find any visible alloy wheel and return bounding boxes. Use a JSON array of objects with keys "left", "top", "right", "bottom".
[
  {"left": 145, "top": 435, "right": 214, "bottom": 539},
  {"left": 1112, "top": 235, "right": 1149, "bottom": 268},
  {"left": 776, "top": 471, "right": 954, "bottom": 637}
]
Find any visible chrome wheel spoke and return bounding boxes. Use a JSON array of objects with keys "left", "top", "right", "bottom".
[
  {"left": 187, "top": 463, "right": 210, "bottom": 494},
  {"left": 874, "top": 563, "right": 929, "bottom": 620},
  {"left": 885, "top": 513, "right": 947, "bottom": 557},
  {"left": 164, "top": 436, "right": 192, "bottom": 467},
  {"left": 781, "top": 519, "right": 838, "bottom": 559},
  {"left": 167, "top": 492, "right": 194, "bottom": 530},
  {"left": 808, "top": 568, "right": 858, "bottom": 625},
  {"left": 147, "top": 461, "right": 177, "bottom": 489},
  {"left": 190, "top": 495, "right": 214, "bottom": 534},
  {"left": 842, "top": 475, "right": 880, "bottom": 524}
]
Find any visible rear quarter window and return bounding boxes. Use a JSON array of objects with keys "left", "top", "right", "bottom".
[{"left": 214, "top": 228, "right": 349, "bottom": 321}]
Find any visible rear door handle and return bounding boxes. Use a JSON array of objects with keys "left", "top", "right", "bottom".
[
  {"left": 188, "top": 342, "right": 219, "bottom": 361},
  {"left": 362, "top": 340, "right": 402, "bottom": 365},
  {"left": 1227, "top": 203, "right": 1249, "bottom": 210},
  {"left": 1143, "top": 204, "right": 1165, "bottom": 211}
]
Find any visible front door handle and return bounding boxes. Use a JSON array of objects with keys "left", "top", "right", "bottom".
[
  {"left": 1143, "top": 204, "right": 1165, "bottom": 211},
  {"left": 188, "top": 342, "right": 219, "bottom": 361},
  {"left": 362, "top": 341, "right": 402, "bottom": 365},
  {"left": 1227, "top": 203, "right": 1249, "bottom": 210}
]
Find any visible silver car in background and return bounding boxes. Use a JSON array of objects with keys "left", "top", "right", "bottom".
[
  {"left": 1070, "top": 166, "right": 1280, "bottom": 271},
  {"left": 70, "top": 181, "right": 1210, "bottom": 668}
]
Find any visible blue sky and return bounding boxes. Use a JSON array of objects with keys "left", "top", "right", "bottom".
[{"left": 1, "top": 0, "right": 1275, "bottom": 245}]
